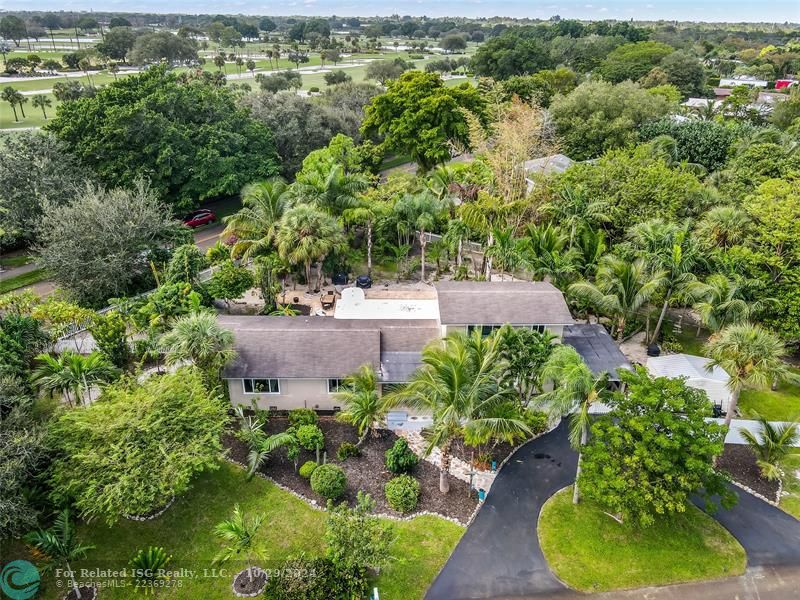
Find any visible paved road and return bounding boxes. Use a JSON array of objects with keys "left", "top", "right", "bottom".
[
  {"left": 425, "top": 421, "right": 577, "bottom": 599},
  {"left": 427, "top": 423, "right": 800, "bottom": 600}
]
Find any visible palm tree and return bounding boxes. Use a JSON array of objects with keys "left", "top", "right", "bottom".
[
  {"left": 78, "top": 57, "right": 93, "bottom": 86},
  {"left": 276, "top": 204, "right": 345, "bottom": 293},
  {"left": 741, "top": 414, "right": 799, "bottom": 481},
  {"left": 544, "top": 185, "right": 609, "bottom": 248},
  {"left": 2, "top": 86, "right": 21, "bottom": 122},
  {"left": 234, "top": 406, "right": 298, "bottom": 477},
  {"left": 628, "top": 220, "right": 702, "bottom": 344},
  {"left": 294, "top": 164, "right": 369, "bottom": 216},
  {"left": 25, "top": 509, "right": 94, "bottom": 600},
  {"left": 706, "top": 324, "right": 799, "bottom": 428},
  {"left": 485, "top": 226, "right": 522, "bottom": 280},
  {"left": 385, "top": 331, "right": 530, "bottom": 494},
  {"left": 519, "top": 222, "right": 579, "bottom": 288},
  {"left": 223, "top": 178, "right": 289, "bottom": 260},
  {"left": 160, "top": 311, "right": 236, "bottom": 380},
  {"left": 31, "top": 351, "right": 119, "bottom": 406},
  {"left": 695, "top": 205, "right": 750, "bottom": 250},
  {"left": 569, "top": 256, "right": 666, "bottom": 341},
  {"left": 442, "top": 218, "right": 471, "bottom": 271},
  {"left": 213, "top": 505, "right": 266, "bottom": 586},
  {"left": 214, "top": 54, "right": 226, "bottom": 73},
  {"left": 692, "top": 274, "right": 775, "bottom": 332},
  {"left": 342, "top": 195, "right": 386, "bottom": 278},
  {"left": 537, "top": 345, "right": 610, "bottom": 504},
  {"left": 31, "top": 94, "right": 52, "bottom": 119},
  {"left": 394, "top": 192, "right": 446, "bottom": 281},
  {"left": 336, "top": 364, "right": 385, "bottom": 447}
]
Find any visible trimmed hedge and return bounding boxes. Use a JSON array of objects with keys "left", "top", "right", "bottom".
[
  {"left": 385, "top": 438, "right": 419, "bottom": 474},
  {"left": 385, "top": 475, "right": 420, "bottom": 513},
  {"left": 299, "top": 460, "right": 318, "bottom": 479},
  {"left": 288, "top": 408, "right": 318, "bottom": 427},
  {"left": 310, "top": 464, "right": 347, "bottom": 500},
  {"left": 296, "top": 424, "right": 325, "bottom": 451}
]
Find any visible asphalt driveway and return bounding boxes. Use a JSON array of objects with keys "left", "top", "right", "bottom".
[
  {"left": 426, "top": 421, "right": 800, "bottom": 600},
  {"left": 425, "top": 421, "right": 577, "bottom": 600}
]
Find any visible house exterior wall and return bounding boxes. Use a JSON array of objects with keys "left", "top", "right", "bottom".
[{"left": 227, "top": 378, "right": 343, "bottom": 411}]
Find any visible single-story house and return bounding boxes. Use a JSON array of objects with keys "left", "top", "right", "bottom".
[
  {"left": 646, "top": 353, "right": 733, "bottom": 413},
  {"left": 523, "top": 154, "right": 574, "bottom": 192},
  {"left": 221, "top": 280, "right": 576, "bottom": 413},
  {"left": 719, "top": 76, "right": 768, "bottom": 88}
]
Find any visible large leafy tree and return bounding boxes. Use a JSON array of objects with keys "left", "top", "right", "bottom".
[
  {"left": 361, "top": 71, "right": 487, "bottom": 171},
  {"left": 35, "top": 180, "right": 188, "bottom": 307},
  {"left": 470, "top": 26, "right": 555, "bottom": 79},
  {"left": 498, "top": 326, "right": 557, "bottom": 406},
  {"left": 705, "top": 323, "right": 798, "bottom": 428},
  {"left": 46, "top": 65, "right": 280, "bottom": 209},
  {"left": 0, "top": 132, "right": 88, "bottom": 248},
  {"left": 638, "top": 119, "right": 743, "bottom": 173},
  {"left": 385, "top": 330, "right": 530, "bottom": 494},
  {"left": 550, "top": 81, "right": 673, "bottom": 160},
  {"left": 597, "top": 41, "right": 674, "bottom": 83},
  {"left": 579, "top": 367, "right": 736, "bottom": 527},
  {"left": 48, "top": 367, "right": 229, "bottom": 524},
  {"left": 537, "top": 345, "right": 611, "bottom": 504}
]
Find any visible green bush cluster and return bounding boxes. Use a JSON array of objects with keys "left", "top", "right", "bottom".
[
  {"left": 288, "top": 408, "right": 318, "bottom": 427},
  {"left": 310, "top": 464, "right": 347, "bottom": 500},
  {"left": 336, "top": 442, "right": 361, "bottom": 461},
  {"left": 296, "top": 424, "right": 325, "bottom": 451},
  {"left": 524, "top": 410, "right": 549, "bottom": 436},
  {"left": 385, "top": 438, "right": 418, "bottom": 474},
  {"left": 299, "top": 460, "right": 318, "bottom": 479},
  {"left": 384, "top": 475, "right": 420, "bottom": 513},
  {"left": 262, "top": 555, "right": 367, "bottom": 600}
]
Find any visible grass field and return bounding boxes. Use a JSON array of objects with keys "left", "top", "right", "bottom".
[
  {"left": 538, "top": 487, "right": 746, "bottom": 592},
  {"left": 0, "top": 267, "right": 49, "bottom": 294},
  {"left": 5, "top": 461, "right": 463, "bottom": 600},
  {"left": 781, "top": 450, "right": 800, "bottom": 520}
]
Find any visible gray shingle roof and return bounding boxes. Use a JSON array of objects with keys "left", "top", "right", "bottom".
[
  {"left": 434, "top": 281, "right": 574, "bottom": 325},
  {"left": 562, "top": 324, "right": 632, "bottom": 381},
  {"left": 219, "top": 316, "right": 439, "bottom": 379}
]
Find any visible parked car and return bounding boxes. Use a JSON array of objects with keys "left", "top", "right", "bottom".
[{"left": 182, "top": 209, "right": 217, "bottom": 228}]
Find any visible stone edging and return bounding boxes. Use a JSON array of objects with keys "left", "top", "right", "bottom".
[
  {"left": 232, "top": 567, "right": 267, "bottom": 598},
  {"left": 729, "top": 477, "right": 782, "bottom": 507},
  {"left": 122, "top": 496, "right": 176, "bottom": 522}
]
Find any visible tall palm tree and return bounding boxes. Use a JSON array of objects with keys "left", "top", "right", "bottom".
[
  {"left": 695, "top": 205, "right": 750, "bottom": 250},
  {"left": 485, "top": 226, "right": 522, "bottom": 280},
  {"left": 628, "top": 220, "right": 702, "bottom": 344},
  {"left": 223, "top": 178, "right": 289, "bottom": 260},
  {"left": 537, "top": 345, "right": 610, "bottom": 504},
  {"left": 544, "top": 185, "right": 609, "bottom": 248},
  {"left": 31, "top": 94, "right": 52, "bottom": 119},
  {"left": 442, "top": 218, "right": 471, "bottom": 271},
  {"left": 342, "top": 195, "right": 386, "bottom": 278},
  {"left": 275, "top": 204, "right": 345, "bottom": 292},
  {"left": 569, "top": 256, "right": 666, "bottom": 341},
  {"left": 336, "top": 364, "right": 384, "bottom": 447},
  {"left": 294, "top": 164, "right": 369, "bottom": 216},
  {"left": 25, "top": 509, "right": 94, "bottom": 600},
  {"left": 31, "top": 351, "right": 119, "bottom": 406},
  {"left": 2, "top": 86, "right": 21, "bottom": 122},
  {"left": 385, "top": 331, "right": 530, "bottom": 494},
  {"left": 519, "top": 222, "right": 578, "bottom": 288},
  {"left": 706, "top": 323, "right": 799, "bottom": 428},
  {"left": 741, "top": 414, "right": 799, "bottom": 481},
  {"left": 213, "top": 505, "right": 266, "bottom": 585},
  {"left": 393, "top": 192, "right": 445, "bottom": 282},
  {"left": 160, "top": 311, "right": 236, "bottom": 380},
  {"left": 692, "top": 274, "right": 775, "bottom": 332}
]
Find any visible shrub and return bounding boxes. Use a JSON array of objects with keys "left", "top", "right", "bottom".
[
  {"left": 288, "top": 408, "right": 318, "bottom": 427},
  {"left": 524, "top": 410, "right": 549, "bottom": 436},
  {"left": 336, "top": 442, "right": 361, "bottom": 461},
  {"left": 384, "top": 475, "right": 420, "bottom": 513},
  {"left": 310, "top": 464, "right": 347, "bottom": 500},
  {"left": 408, "top": 54, "right": 425, "bottom": 59},
  {"left": 296, "top": 424, "right": 325, "bottom": 451},
  {"left": 299, "top": 460, "right": 318, "bottom": 479},
  {"left": 309, "top": 86, "right": 320, "bottom": 93},
  {"left": 262, "top": 555, "right": 367, "bottom": 600},
  {"left": 385, "top": 438, "right": 418, "bottom": 474}
]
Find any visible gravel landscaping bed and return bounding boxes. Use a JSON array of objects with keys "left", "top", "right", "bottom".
[
  {"left": 718, "top": 444, "right": 780, "bottom": 501},
  {"left": 224, "top": 417, "right": 478, "bottom": 522}
]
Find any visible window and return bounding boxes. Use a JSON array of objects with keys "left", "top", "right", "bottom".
[
  {"left": 466, "top": 324, "right": 502, "bottom": 337},
  {"left": 243, "top": 378, "right": 280, "bottom": 394},
  {"left": 328, "top": 378, "right": 345, "bottom": 394}
]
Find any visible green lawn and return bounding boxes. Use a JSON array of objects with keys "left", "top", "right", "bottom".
[
  {"left": 6, "top": 461, "right": 462, "bottom": 600},
  {"left": 0, "top": 267, "right": 48, "bottom": 294},
  {"left": 0, "top": 255, "right": 33, "bottom": 268},
  {"left": 739, "top": 368, "right": 800, "bottom": 422},
  {"left": 780, "top": 450, "right": 800, "bottom": 520},
  {"left": 538, "top": 487, "right": 746, "bottom": 592}
]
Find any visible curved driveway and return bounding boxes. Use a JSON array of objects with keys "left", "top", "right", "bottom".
[{"left": 426, "top": 421, "right": 800, "bottom": 600}]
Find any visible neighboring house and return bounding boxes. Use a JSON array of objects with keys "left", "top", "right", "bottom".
[
  {"left": 221, "top": 280, "right": 576, "bottom": 413},
  {"left": 719, "top": 75, "right": 768, "bottom": 88},
  {"left": 523, "top": 153, "right": 574, "bottom": 192},
  {"left": 646, "top": 353, "right": 733, "bottom": 413}
]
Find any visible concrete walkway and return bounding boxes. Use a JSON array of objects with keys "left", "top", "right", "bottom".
[{"left": 426, "top": 422, "right": 800, "bottom": 600}]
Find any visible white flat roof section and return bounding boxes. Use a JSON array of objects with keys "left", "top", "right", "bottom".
[{"left": 334, "top": 287, "right": 441, "bottom": 321}]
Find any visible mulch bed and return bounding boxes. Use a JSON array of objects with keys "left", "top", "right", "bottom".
[
  {"left": 718, "top": 444, "right": 780, "bottom": 501},
  {"left": 450, "top": 436, "right": 517, "bottom": 470},
  {"left": 64, "top": 586, "right": 97, "bottom": 600},
  {"left": 232, "top": 568, "right": 267, "bottom": 597},
  {"left": 224, "top": 417, "right": 478, "bottom": 522}
]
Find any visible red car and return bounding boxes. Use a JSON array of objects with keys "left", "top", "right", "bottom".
[{"left": 182, "top": 209, "right": 217, "bottom": 228}]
